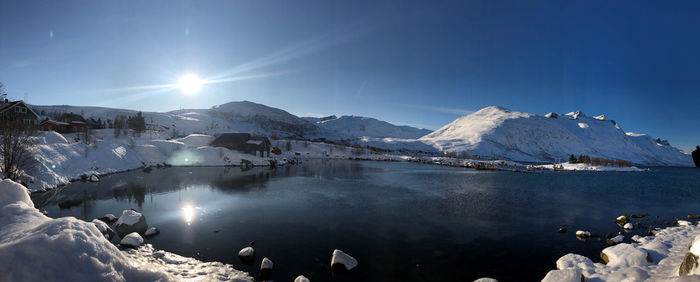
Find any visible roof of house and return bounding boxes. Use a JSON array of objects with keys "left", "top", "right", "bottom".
[
  {"left": 60, "top": 113, "right": 87, "bottom": 123},
  {"left": 212, "top": 133, "right": 251, "bottom": 144},
  {"left": 40, "top": 120, "right": 69, "bottom": 126},
  {"left": 0, "top": 100, "right": 40, "bottom": 118}
]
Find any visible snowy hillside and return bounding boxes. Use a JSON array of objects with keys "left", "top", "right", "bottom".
[
  {"left": 33, "top": 101, "right": 330, "bottom": 139},
  {"left": 303, "top": 115, "right": 431, "bottom": 139},
  {"left": 420, "top": 106, "right": 692, "bottom": 166}
]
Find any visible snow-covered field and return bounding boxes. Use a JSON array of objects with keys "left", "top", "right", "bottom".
[
  {"left": 543, "top": 225, "right": 700, "bottom": 281},
  {"left": 0, "top": 179, "right": 253, "bottom": 281},
  {"left": 23, "top": 130, "right": 271, "bottom": 192}
]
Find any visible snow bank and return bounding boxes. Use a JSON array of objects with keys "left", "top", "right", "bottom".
[
  {"left": 0, "top": 179, "right": 253, "bottom": 281},
  {"left": 544, "top": 225, "right": 700, "bottom": 281}
]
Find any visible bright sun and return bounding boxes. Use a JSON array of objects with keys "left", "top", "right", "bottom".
[{"left": 177, "top": 73, "right": 202, "bottom": 94}]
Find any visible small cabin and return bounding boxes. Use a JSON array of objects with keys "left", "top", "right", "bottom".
[
  {"left": 211, "top": 133, "right": 271, "bottom": 157},
  {"left": 40, "top": 119, "right": 70, "bottom": 132}
]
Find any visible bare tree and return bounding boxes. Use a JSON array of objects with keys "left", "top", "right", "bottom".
[{"left": 0, "top": 120, "right": 36, "bottom": 181}]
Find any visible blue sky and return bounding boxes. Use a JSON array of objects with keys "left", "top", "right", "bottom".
[{"left": 0, "top": 0, "right": 698, "bottom": 151}]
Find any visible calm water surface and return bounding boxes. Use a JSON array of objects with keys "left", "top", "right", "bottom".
[{"left": 32, "top": 160, "right": 700, "bottom": 281}]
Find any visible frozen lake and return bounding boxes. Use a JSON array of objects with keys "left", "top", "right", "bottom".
[{"left": 32, "top": 160, "right": 700, "bottom": 281}]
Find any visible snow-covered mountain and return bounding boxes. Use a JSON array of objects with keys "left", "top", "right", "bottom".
[
  {"left": 419, "top": 106, "right": 692, "bottom": 166},
  {"left": 303, "top": 115, "right": 432, "bottom": 139}
]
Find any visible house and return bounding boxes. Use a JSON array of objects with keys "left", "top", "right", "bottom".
[
  {"left": 59, "top": 112, "right": 88, "bottom": 133},
  {"left": 0, "top": 98, "right": 39, "bottom": 126},
  {"left": 211, "top": 133, "right": 271, "bottom": 157},
  {"left": 39, "top": 119, "right": 70, "bottom": 132},
  {"left": 39, "top": 112, "right": 90, "bottom": 133}
]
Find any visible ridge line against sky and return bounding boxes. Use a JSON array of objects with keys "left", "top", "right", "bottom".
[{"left": 1, "top": 0, "right": 698, "bottom": 151}]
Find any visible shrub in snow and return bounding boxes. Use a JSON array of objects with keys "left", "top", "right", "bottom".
[
  {"left": 115, "top": 209, "right": 147, "bottom": 235},
  {"left": 120, "top": 232, "right": 144, "bottom": 248},
  {"left": 144, "top": 226, "right": 159, "bottom": 236},
  {"left": 260, "top": 257, "right": 273, "bottom": 280},
  {"left": 623, "top": 222, "right": 634, "bottom": 230},
  {"left": 541, "top": 269, "right": 583, "bottom": 282},
  {"left": 91, "top": 219, "right": 115, "bottom": 240},
  {"left": 238, "top": 246, "right": 255, "bottom": 262},
  {"left": 294, "top": 275, "right": 310, "bottom": 282},
  {"left": 331, "top": 249, "right": 358, "bottom": 272},
  {"left": 600, "top": 243, "right": 652, "bottom": 267}
]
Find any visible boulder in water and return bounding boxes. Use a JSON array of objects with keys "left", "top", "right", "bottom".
[
  {"left": 331, "top": 249, "right": 358, "bottom": 272},
  {"left": 120, "top": 232, "right": 144, "bottom": 248},
  {"left": 115, "top": 209, "right": 147, "bottom": 236},
  {"left": 692, "top": 145, "right": 699, "bottom": 169}
]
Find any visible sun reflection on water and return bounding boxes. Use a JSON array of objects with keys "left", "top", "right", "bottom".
[{"left": 182, "top": 204, "right": 195, "bottom": 225}]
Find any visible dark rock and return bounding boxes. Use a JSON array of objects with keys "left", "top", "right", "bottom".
[
  {"left": 680, "top": 251, "right": 699, "bottom": 276},
  {"left": 605, "top": 233, "right": 613, "bottom": 239},
  {"left": 630, "top": 214, "right": 649, "bottom": 218},
  {"left": 557, "top": 227, "right": 567, "bottom": 233}
]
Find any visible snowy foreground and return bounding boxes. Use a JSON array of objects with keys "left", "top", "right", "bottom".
[
  {"left": 0, "top": 179, "right": 253, "bottom": 281},
  {"left": 541, "top": 225, "right": 700, "bottom": 281}
]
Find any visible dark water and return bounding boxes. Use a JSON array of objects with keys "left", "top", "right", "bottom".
[{"left": 32, "top": 161, "right": 700, "bottom": 281}]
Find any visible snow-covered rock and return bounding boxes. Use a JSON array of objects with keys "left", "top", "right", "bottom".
[
  {"left": 541, "top": 269, "right": 584, "bottom": 282},
  {"left": 600, "top": 243, "right": 653, "bottom": 267},
  {"left": 238, "top": 246, "right": 255, "bottom": 262},
  {"left": 100, "top": 213, "right": 117, "bottom": 222},
  {"left": 120, "top": 232, "right": 144, "bottom": 248},
  {"left": 0, "top": 179, "right": 254, "bottom": 281},
  {"left": 575, "top": 230, "right": 591, "bottom": 237},
  {"left": 419, "top": 106, "right": 692, "bottom": 166},
  {"left": 115, "top": 209, "right": 147, "bottom": 235},
  {"left": 623, "top": 222, "right": 634, "bottom": 230},
  {"left": 261, "top": 257, "right": 273, "bottom": 270},
  {"left": 609, "top": 235, "right": 624, "bottom": 245},
  {"left": 331, "top": 249, "right": 358, "bottom": 271},
  {"left": 260, "top": 257, "right": 274, "bottom": 280},
  {"left": 89, "top": 174, "right": 99, "bottom": 182},
  {"left": 144, "top": 226, "right": 159, "bottom": 236},
  {"left": 616, "top": 215, "right": 630, "bottom": 224},
  {"left": 294, "top": 275, "right": 311, "bottom": 282},
  {"left": 679, "top": 220, "right": 693, "bottom": 226},
  {"left": 473, "top": 278, "right": 499, "bottom": 282},
  {"left": 91, "top": 219, "right": 115, "bottom": 239}
]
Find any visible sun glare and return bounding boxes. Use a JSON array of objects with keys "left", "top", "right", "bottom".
[
  {"left": 182, "top": 204, "right": 195, "bottom": 224},
  {"left": 177, "top": 73, "right": 202, "bottom": 94}
]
